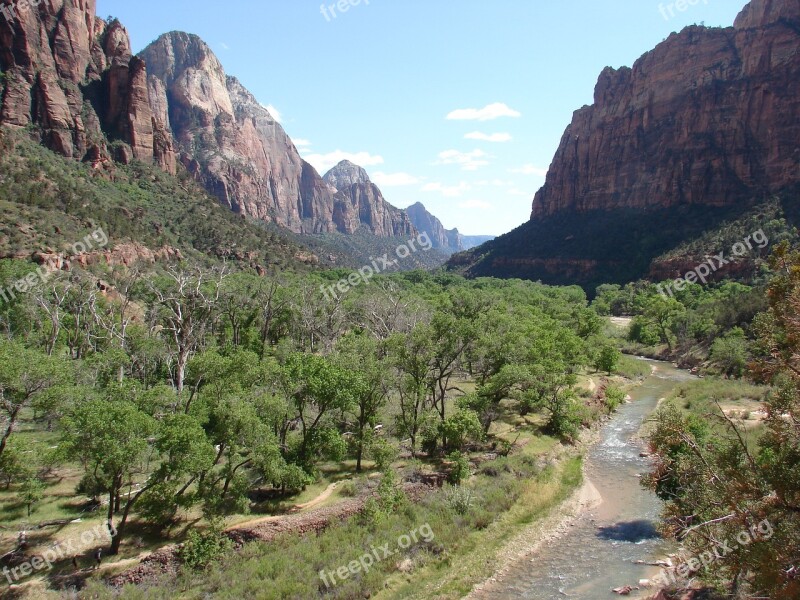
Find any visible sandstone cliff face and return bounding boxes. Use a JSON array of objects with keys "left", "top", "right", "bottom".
[
  {"left": 1, "top": 5, "right": 419, "bottom": 238},
  {"left": 449, "top": 0, "right": 800, "bottom": 289},
  {"left": 531, "top": 0, "right": 800, "bottom": 221},
  {"left": 405, "top": 202, "right": 462, "bottom": 252},
  {"left": 0, "top": 0, "right": 175, "bottom": 171},
  {"left": 139, "top": 32, "right": 334, "bottom": 233},
  {"left": 139, "top": 35, "right": 410, "bottom": 236},
  {"left": 323, "top": 161, "right": 416, "bottom": 237}
]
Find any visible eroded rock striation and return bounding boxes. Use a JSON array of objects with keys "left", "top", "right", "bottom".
[
  {"left": 323, "top": 161, "right": 416, "bottom": 237},
  {"left": 0, "top": 0, "right": 176, "bottom": 171},
  {"left": 531, "top": 0, "right": 800, "bottom": 220}
]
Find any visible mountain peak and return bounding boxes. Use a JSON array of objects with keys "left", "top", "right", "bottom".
[
  {"left": 734, "top": 0, "right": 800, "bottom": 29},
  {"left": 323, "top": 161, "right": 371, "bottom": 190}
]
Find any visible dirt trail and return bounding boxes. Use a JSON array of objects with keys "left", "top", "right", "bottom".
[{"left": 224, "top": 481, "right": 340, "bottom": 531}]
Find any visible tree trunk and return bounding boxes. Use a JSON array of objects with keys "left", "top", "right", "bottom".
[{"left": 0, "top": 406, "right": 21, "bottom": 459}]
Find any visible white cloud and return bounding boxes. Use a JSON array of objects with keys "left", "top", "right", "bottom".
[
  {"left": 459, "top": 199, "right": 494, "bottom": 210},
  {"left": 292, "top": 138, "right": 312, "bottom": 148},
  {"left": 220, "top": 42, "right": 230, "bottom": 51},
  {"left": 262, "top": 104, "right": 283, "bottom": 123},
  {"left": 446, "top": 103, "right": 521, "bottom": 122},
  {"left": 509, "top": 164, "right": 548, "bottom": 177},
  {"left": 422, "top": 182, "right": 471, "bottom": 198},
  {"left": 372, "top": 172, "right": 420, "bottom": 187},
  {"left": 464, "top": 132, "right": 512, "bottom": 143},
  {"left": 507, "top": 188, "right": 531, "bottom": 197},
  {"left": 435, "top": 149, "right": 489, "bottom": 171},
  {"left": 302, "top": 150, "right": 384, "bottom": 174}
]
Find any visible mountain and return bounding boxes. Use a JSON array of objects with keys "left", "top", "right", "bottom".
[
  {"left": 0, "top": 128, "right": 329, "bottom": 273},
  {"left": 448, "top": 0, "right": 800, "bottom": 291},
  {"left": 0, "top": 1, "right": 175, "bottom": 171},
  {"left": 0, "top": 3, "right": 422, "bottom": 239},
  {"left": 322, "top": 160, "right": 416, "bottom": 237},
  {"left": 459, "top": 234, "right": 495, "bottom": 251},
  {"left": 404, "top": 202, "right": 495, "bottom": 254},
  {"left": 405, "top": 202, "right": 461, "bottom": 252}
]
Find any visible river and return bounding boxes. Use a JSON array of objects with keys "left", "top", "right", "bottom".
[{"left": 479, "top": 360, "right": 695, "bottom": 599}]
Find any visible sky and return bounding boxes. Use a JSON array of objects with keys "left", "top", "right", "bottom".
[{"left": 96, "top": 0, "right": 746, "bottom": 236}]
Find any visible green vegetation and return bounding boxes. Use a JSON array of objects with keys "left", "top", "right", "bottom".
[
  {"left": 593, "top": 279, "right": 768, "bottom": 371},
  {"left": 0, "top": 240, "right": 619, "bottom": 597},
  {"left": 0, "top": 128, "right": 328, "bottom": 272},
  {"left": 644, "top": 243, "right": 800, "bottom": 599}
]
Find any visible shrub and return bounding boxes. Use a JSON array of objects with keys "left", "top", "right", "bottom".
[
  {"left": 594, "top": 345, "right": 621, "bottom": 374},
  {"left": 444, "top": 484, "right": 473, "bottom": 516},
  {"left": 604, "top": 385, "right": 626, "bottom": 413},
  {"left": 368, "top": 438, "right": 399, "bottom": 471},
  {"left": 180, "top": 524, "right": 233, "bottom": 571},
  {"left": 447, "top": 451, "right": 471, "bottom": 485}
]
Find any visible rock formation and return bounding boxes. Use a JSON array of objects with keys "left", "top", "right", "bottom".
[
  {"left": 323, "top": 161, "right": 416, "bottom": 237},
  {"left": 0, "top": 3, "right": 423, "bottom": 237},
  {"left": 450, "top": 0, "right": 800, "bottom": 289},
  {"left": 531, "top": 0, "right": 800, "bottom": 220},
  {"left": 0, "top": 0, "right": 175, "bottom": 171}
]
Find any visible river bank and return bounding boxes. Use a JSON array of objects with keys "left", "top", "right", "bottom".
[{"left": 465, "top": 360, "right": 694, "bottom": 600}]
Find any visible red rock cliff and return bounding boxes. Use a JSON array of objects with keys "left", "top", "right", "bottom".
[
  {"left": 0, "top": 0, "right": 176, "bottom": 172},
  {"left": 531, "top": 0, "right": 800, "bottom": 221}
]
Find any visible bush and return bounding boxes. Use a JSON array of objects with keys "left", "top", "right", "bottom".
[
  {"left": 368, "top": 438, "right": 399, "bottom": 471},
  {"left": 440, "top": 409, "right": 483, "bottom": 451},
  {"left": 444, "top": 484, "right": 473, "bottom": 515},
  {"left": 447, "top": 451, "right": 471, "bottom": 485},
  {"left": 604, "top": 385, "right": 626, "bottom": 413},
  {"left": 180, "top": 524, "right": 233, "bottom": 571},
  {"left": 709, "top": 327, "right": 749, "bottom": 378},
  {"left": 137, "top": 482, "right": 180, "bottom": 529},
  {"left": 594, "top": 345, "right": 621, "bottom": 374}
]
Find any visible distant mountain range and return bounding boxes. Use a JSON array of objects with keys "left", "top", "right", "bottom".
[
  {"left": 0, "top": 5, "right": 490, "bottom": 264},
  {"left": 448, "top": 0, "right": 800, "bottom": 290},
  {"left": 403, "top": 202, "right": 493, "bottom": 254}
]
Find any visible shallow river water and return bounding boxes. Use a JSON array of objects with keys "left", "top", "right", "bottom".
[{"left": 481, "top": 360, "right": 695, "bottom": 599}]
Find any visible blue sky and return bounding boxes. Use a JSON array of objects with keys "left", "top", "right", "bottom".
[{"left": 97, "top": 0, "right": 745, "bottom": 236}]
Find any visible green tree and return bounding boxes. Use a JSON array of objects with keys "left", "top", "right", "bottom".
[
  {"left": 279, "top": 353, "right": 357, "bottom": 467},
  {"left": 18, "top": 476, "right": 45, "bottom": 517},
  {"left": 594, "top": 344, "right": 621, "bottom": 375},
  {"left": 333, "top": 335, "right": 389, "bottom": 472},
  {"left": 641, "top": 295, "right": 685, "bottom": 352},
  {"left": 0, "top": 340, "right": 67, "bottom": 460},
  {"left": 709, "top": 327, "right": 749, "bottom": 378}
]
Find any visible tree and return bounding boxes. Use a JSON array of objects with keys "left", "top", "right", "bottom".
[
  {"left": 644, "top": 243, "right": 800, "bottom": 597},
  {"left": 709, "top": 327, "right": 748, "bottom": 378},
  {"left": 641, "top": 295, "right": 685, "bottom": 352},
  {"left": 440, "top": 408, "right": 483, "bottom": 451},
  {"left": 148, "top": 266, "right": 226, "bottom": 396},
  {"left": 62, "top": 396, "right": 214, "bottom": 554},
  {"left": 61, "top": 399, "right": 155, "bottom": 554},
  {"left": 333, "top": 335, "right": 389, "bottom": 472},
  {"left": 594, "top": 344, "right": 621, "bottom": 375},
  {"left": 0, "top": 340, "right": 67, "bottom": 460},
  {"left": 388, "top": 326, "right": 434, "bottom": 456},
  {"left": 279, "top": 353, "right": 357, "bottom": 468},
  {"left": 18, "top": 476, "right": 45, "bottom": 517}
]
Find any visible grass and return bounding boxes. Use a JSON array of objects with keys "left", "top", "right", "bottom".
[
  {"left": 658, "top": 378, "right": 770, "bottom": 449},
  {"left": 76, "top": 448, "right": 583, "bottom": 600},
  {"left": 616, "top": 355, "right": 655, "bottom": 380},
  {"left": 374, "top": 457, "right": 583, "bottom": 600}
]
